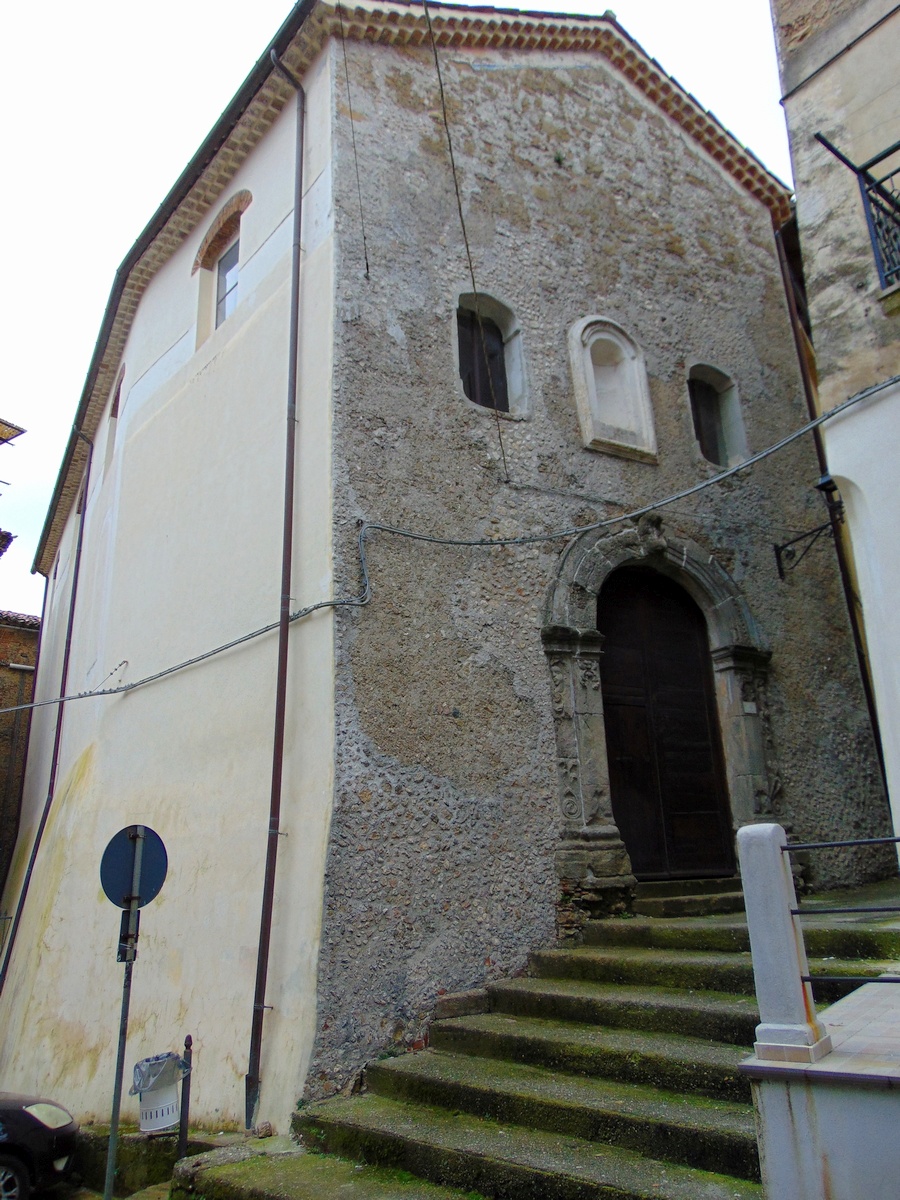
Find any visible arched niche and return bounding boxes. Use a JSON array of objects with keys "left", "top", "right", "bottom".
[{"left": 567, "top": 317, "right": 657, "bottom": 462}]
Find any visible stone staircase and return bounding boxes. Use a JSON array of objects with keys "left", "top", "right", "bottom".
[
  {"left": 632, "top": 877, "right": 745, "bottom": 918},
  {"left": 295, "top": 910, "right": 900, "bottom": 1199}
]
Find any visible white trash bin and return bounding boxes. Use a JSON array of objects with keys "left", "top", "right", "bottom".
[{"left": 129, "top": 1052, "right": 190, "bottom": 1133}]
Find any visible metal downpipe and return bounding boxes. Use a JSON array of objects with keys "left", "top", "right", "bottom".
[
  {"left": 245, "top": 51, "right": 306, "bottom": 1129},
  {"left": 0, "top": 430, "right": 94, "bottom": 992}
]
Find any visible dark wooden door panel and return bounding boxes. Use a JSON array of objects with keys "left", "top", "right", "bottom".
[
  {"left": 603, "top": 701, "right": 667, "bottom": 877},
  {"left": 598, "top": 567, "right": 734, "bottom": 880}
]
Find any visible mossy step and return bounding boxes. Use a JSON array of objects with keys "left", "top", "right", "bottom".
[
  {"left": 366, "top": 1049, "right": 758, "bottom": 1180},
  {"left": 583, "top": 919, "right": 750, "bottom": 953},
  {"left": 530, "top": 946, "right": 758, "bottom": 995},
  {"left": 633, "top": 879, "right": 742, "bottom": 899},
  {"left": 633, "top": 893, "right": 745, "bottom": 918},
  {"left": 430, "top": 1011, "right": 751, "bottom": 1101},
  {"left": 488, "top": 977, "right": 759, "bottom": 1045},
  {"left": 170, "top": 1142, "right": 484, "bottom": 1200},
  {"left": 530, "top": 945, "right": 894, "bottom": 1001},
  {"left": 583, "top": 916, "right": 900, "bottom": 959},
  {"left": 296, "top": 1094, "right": 762, "bottom": 1200}
]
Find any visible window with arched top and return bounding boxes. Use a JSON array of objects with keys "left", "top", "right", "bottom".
[
  {"left": 104, "top": 366, "right": 126, "bottom": 476},
  {"left": 455, "top": 292, "right": 528, "bottom": 417},
  {"left": 193, "top": 190, "right": 252, "bottom": 346},
  {"left": 568, "top": 317, "right": 657, "bottom": 461},
  {"left": 687, "top": 364, "right": 747, "bottom": 468}
]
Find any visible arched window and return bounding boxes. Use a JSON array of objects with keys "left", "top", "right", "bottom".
[
  {"left": 193, "top": 190, "right": 252, "bottom": 346},
  {"left": 568, "top": 317, "right": 656, "bottom": 461},
  {"left": 104, "top": 366, "right": 126, "bottom": 476},
  {"left": 455, "top": 293, "right": 527, "bottom": 417},
  {"left": 687, "top": 364, "right": 747, "bottom": 467}
]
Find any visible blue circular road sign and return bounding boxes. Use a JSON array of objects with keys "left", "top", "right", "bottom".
[{"left": 100, "top": 825, "right": 168, "bottom": 909}]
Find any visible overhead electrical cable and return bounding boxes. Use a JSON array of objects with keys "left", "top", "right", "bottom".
[
  {"left": 337, "top": 1, "right": 371, "bottom": 279},
  {"left": 421, "top": 0, "right": 510, "bottom": 481},
  {"left": 3, "top": 373, "right": 893, "bottom": 720}
]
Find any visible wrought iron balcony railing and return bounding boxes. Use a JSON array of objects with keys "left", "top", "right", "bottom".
[{"left": 816, "top": 133, "right": 900, "bottom": 291}]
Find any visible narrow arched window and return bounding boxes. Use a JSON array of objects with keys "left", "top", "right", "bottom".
[
  {"left": 215, "top": 239, "right": 240, "bottom": 328},
  {"left": 457, "top": 309, "right": 509, "bottom": 411},
  {"left": 687, "top": 365, "right": 747, "bottom": 467},
  {"left": 455, "top": 293, "right": 527, "bottom": 417},
  {"left": 104, "top": 367, "right": 125, "bottom": 476},
  {"left": 193, "top": 190, "right": 252, "bottom": 346}
]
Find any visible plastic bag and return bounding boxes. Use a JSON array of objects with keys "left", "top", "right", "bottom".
[{"left": 129, "top": 1051, "right": 191, "bottom": 1096}]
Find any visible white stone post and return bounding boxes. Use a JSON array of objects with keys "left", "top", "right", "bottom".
[{"left": 737, "top": 823, "right": 833, "bottom": 1062}]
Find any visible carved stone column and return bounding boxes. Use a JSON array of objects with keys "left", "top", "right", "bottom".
[
  {"left": 542, "top": 625, "right": 635, "bottom": 938},
  {"left": 711, "top": 645, "right": 779, "bottom": 825}
]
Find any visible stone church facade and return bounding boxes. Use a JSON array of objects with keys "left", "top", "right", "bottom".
[{"left": 1, "top": 1, "right": 891, "bottom": 1127}]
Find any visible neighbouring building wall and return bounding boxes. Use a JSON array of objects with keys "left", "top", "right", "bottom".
[
  {"left": 0, "top": 47, "right": 336, "bottom": 1131},
  {"left": 0, "top": 613, "right": 40, "bottom": 899},
  {"left": 771, "top": 0, "right": 900, "bottom": 827},
  {"left": 306, "top": 36, "right": 892, "bottom": 1096}
]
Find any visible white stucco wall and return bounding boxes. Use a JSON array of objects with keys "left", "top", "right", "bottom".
[
  {"left": 827, "top": 382, "right": 900, "bottom": 835},
  {"left": 0, "top": 45, "right": 336, "bottom": 1130}
]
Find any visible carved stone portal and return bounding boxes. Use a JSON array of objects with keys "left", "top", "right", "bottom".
[
  {"left": 541, "top": 625, "right": 636, "bottom": 938},
  {"left": 543, "top": 516, "right": 782, "bottom": 940}
]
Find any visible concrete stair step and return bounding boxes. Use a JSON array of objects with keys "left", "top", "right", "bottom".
[
  {"left": 366, "top": 1050, "right": 759, "bottom": 1180},
  {"left": 487, "top": 977, "right": 760, "bottom": 1046},
  {"left": 633, "top": 878, "right": 743, "bottom": 899},
  {"left": 633, "top": 893, "right": 745, "bottom": 918},
  {"left": 529, "top": 944, "right": 895, "bottom": 1001},
  {"left": 429, "top": 1011, "right": 751, "bottom": 1102},
  {"left": 170, "top": 1142, "right": 482, "bottom": 1200},
  {"left": 295, "top": 1094, "right": 763, "bottom": 1200},
  {"left": 583, "top": 917, "right": 750, "bottom": 952},
  {"left": 530, "top": 946, "right": 759, "bottom": 995},
  {"left": 583, "top": 916, "right": 900, "bottom": 959}
]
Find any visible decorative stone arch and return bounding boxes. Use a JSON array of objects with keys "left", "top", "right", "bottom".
[
  {"left": 192, "top": 189, "right": 253, "bottom": 275},
  {"left": 542, "top": 515, "right": 780, "bottom": 933}
]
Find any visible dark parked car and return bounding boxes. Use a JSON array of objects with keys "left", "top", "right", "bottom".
[{"left": 0, "top": 1093, "right": 78, "bottom": 1200}]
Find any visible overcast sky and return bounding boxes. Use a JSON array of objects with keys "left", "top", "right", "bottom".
[{"left": 0, "top": 0, "right": 790, "bottom": 617}]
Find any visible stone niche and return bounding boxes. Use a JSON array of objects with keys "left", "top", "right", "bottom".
[
  {"left": 543, "top": 516, "right": 781, "bottom": 939},
  {"left": 568, "top": 316, "right": 657, "bottom": 462}
]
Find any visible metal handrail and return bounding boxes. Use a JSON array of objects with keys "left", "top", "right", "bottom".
[
  {"left": 801, "top": 975, "right": 900, "bottom": 984},
  {"left": 783, "top": 835, "right": 900, "bottom": 851},
  {"left": 780, "top": 834, "right": 900, "bottom": 974}
]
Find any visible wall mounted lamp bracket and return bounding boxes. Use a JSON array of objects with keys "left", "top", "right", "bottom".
[{"left": 774, "top": 522, "right": 834, "bottom": 580}]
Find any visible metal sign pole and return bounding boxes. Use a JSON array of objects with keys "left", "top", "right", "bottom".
[{"left": 103, "top": 826, "right": 145, "bottom": 1200}]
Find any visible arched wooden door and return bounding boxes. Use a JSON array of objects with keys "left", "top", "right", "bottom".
[{"left": 598, "top": 567, "right": 735, "bottom": 880}]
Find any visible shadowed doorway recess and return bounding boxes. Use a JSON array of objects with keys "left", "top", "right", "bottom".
[{"left": 598, "top": 566, "right": 735, "bottom": 880}]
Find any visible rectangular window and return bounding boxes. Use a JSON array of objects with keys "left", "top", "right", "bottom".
[{"left": 215, "top": 239, "right": 240, "bottom": 328}]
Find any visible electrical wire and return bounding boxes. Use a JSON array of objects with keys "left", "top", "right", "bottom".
[
  {"left": 422, "top": 0, "right": 510, "bottom": 482},
  {"left": 3, "top": 373, "right": 893, "bottom": 720},
  {"left": 336, "top": 2, "right": 370, "bottom": 280}
]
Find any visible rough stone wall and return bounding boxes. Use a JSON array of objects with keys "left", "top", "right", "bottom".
[
  {"left": 304, "top": 40, "right": 891, "bottom": 1098},
  {"left": 0, "top": 615, "right": 39, "bottom": 896}
]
